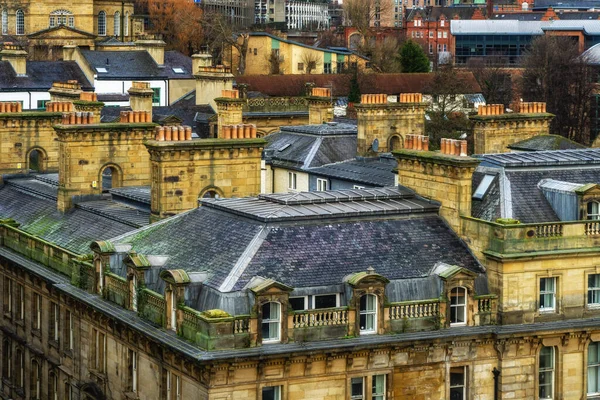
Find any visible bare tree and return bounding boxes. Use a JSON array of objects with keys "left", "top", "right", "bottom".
[
  {"left": 300, "top": 51, "right": 322, "bottom": 74},
  {"left": 521, "top": 36, "right": 595, "bottom": 143},
  {"left": 467, "top": 57, "right": 513, "bottom": 106},
  {"left": 267, "top": 50, "right": 285, "bottom": 75},
  {"left": 202, "top": 10, "right": 250, "bottom": 74},
  {"left": 368, "top": 37, "right": 401, "bottom": 73},
  {"left": 343, "top": 0, "right": 391, "bottom": 40}
]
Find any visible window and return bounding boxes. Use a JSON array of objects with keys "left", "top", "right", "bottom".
[
  {"left": 15, "top": 283, "right": 24, "bottom": 320},
  {"left": 438, "top": 31, "right": 442, "bottom": 38},
  {"left": 429, "top": 43, "right": 433, "bottom": 54},
  {"left": 31, "top": 360, "right": 41, "bottom": 400},
  {"left": 129, "top": 349, "right": 138, "bottom": 392},
  {"left": 50, "top": 10, "right": 73, "bottom": 28},
  {"left": 49, "top": 371, "right": 58, "bottom": 400},
  {"left": 289, "top": 296, "right": 307, "bottom": 311},
  {"left": 473, "top": 174, "right": 494, "bottom": 200},
  {"left": 16, "top": 348, "right": 24, "bottom": 388},
  {"left": 98, "top": 11, "right": 106, "bottom": 36},
  {"left": 359, "top": 294, "right": 377, "bottom": 334},
  {"left": 114, "top": 11, "right": 121, "bottom": 36},
  {"left": 172, "top": 67, "right": 185, "bottom": 74},
  {"left": 2, "top": 340, "right": 10, "bottom": 379},
  {"left": 66, "top": 310, "right": 74, "bottom": 351},
  {"left": 589, "top": 274, "right": 600, "bottom": 307},
  {"left": 539, "top": 346, "right": 555, "bottom": 399},
  {"left": 324, "top": 62, "right": 332, "bottom": 74},
  {"left": 92, "top": 329, "right": 106, "bottom": 373},
  {"left": 351, "top": 377, "right": 364, "bottom": 400},
  {"left": 288, "top": 172, "right": 297, "bottom": 190},
  {"left": 429, "top": 31, "right": 433, "bottom": 38},
  {"left": 589, "top": 342, "right": 600, "bottom": 396},
  {"left": 443, "top": 44, "right": 447, "bottom": 52},
  {"left": 152, "top": 87, "right": 160, "bottom": 105},
  {"left": 317, "top": 178, "right": 328, "bottom": 191},
  {"left": 588, "top": 201, "right": 600, "bottom": 220},
  {"left": 124, "top": 12, "right": 129, "bottom": 36},
  {"left": 297, "top": 62, "right": 304, "bottom": 71},
  {"left": 261, "top": 302, "right": 281, "bottom": 343},
  {"left": 372, "top": 374, "right": 386, "bottom": 400},
  {"left": 50, "top": 302, "right": 59, "bottom": 342},
  {"left": 16, "top": 9, "right": 24, "bottom": 35},
  {"left": 441, "top": 19, "right": 445, "bottom": 27},
  {"left": 353, "top": 185, "right": 365, "bottom": 190},
  {"left": 37, "top": 100, "right": 48, "bottom": 109},
  {"left": 262, "top": 386, "right": 281, "bottom": 400},
  {"left": 3, "top": 277, "right": 12, "bottom": 315},
  {"left": 2, "top": 9, "right": 7, "bottom": 35},
  {"left": 443, "top": 31, "right": 448, "bottom": 38},
  {"left": 33, "top": 292, "right": 42, "bottom": 331},
  {"left": 450, "top": 367, "right": 466, "bottom": 400},
  {"left": 313, "top": 294, "right": 339, "bottom": 309},
  {"left": 539, "top": 277, "right": 556, "bottom": 312},
  {"left": 166, "top": 370, "right": 181, "bottom": 400},
  {"left": 450, "top": 287, "right": 467, "bottom": 326},
  {"left": 65, "top": 382, "right": 72, "bottom": 400}
]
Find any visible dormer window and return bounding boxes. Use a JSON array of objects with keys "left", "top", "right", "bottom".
[
  {"left": 359, "top": 294, "right": 377, "bottom": 334},
  {"left": 261, "top": 302, "right": 281, "bottom": 343},
  {"left": 588, "top": 201, "right": 600, "bottom": 220},
  {"left": 50, "top": 10, "right": 74, "bottom": 28},
  {"left": 450, "top": 287, "right": 467, "bottom": 326}
]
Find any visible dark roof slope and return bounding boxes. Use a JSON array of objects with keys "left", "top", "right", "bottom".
[
  {"left": 309, "top": 155, "right": 397, "bottom": 186},
  {"left": 507, "top": 135, "right": 586, "bottom": 151},
  {"left": 81, "top": 50, "right": 193, "bottom": 79},
  {"left": 0, "top": 61, "right": 92, "bottom": 91}
]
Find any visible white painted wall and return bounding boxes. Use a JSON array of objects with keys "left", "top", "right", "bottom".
[
  {"left": 94, "top": 78, "right": 168, "bottom": 106},
  {"left": 0, "top": 91, "right": 51, "bottom": 109}
]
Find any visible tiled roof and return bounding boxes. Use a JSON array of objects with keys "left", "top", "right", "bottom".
[
  {"left": 451, "top": 19, "right": 600, "bottom": 34},
  {"left": 476, "top": 148, "right": 600, "bottom": 167},
  {"left": 81, "top": 50, "right": 193, "bottom": 79},
  {"left": 0, "top": 61, "right": 92, "bottom": 91},
  {"left": 307, "top": 156, "right": 397, "bottom": 187},
  {"left": 507, "top": 135, "right": 586, "bottom": 151}
]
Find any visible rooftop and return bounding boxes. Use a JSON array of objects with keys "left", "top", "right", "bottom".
[
  {"left": 476, "top": 148, "right": 600, "bottom": 167},
  {"left": 0, "top": 61, "right": 93, "bottom": 92},
  {"left": 308, "top": 155, "right": 397, "bottom": 187},
  {"left": 451, "top": 19, "right": 600, "bottom": 34},
  {"left": 507, "top": 134, "right": 587, "bottom": 151},
  {"left": 81, "top": 50, "right": 193, "bottom": 79}
]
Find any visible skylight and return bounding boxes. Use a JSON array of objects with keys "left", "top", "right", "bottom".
[
  {"left": 96, "top": 67, "right": 108, "bottom": 73},
  {"left": 278, "top": 143, "right": 291, "bottom": 152},
  {"left": 473, "top": 174, "right": 494, "bottom": 200},
  {"left": 172, "top": 67, "right": 185, "bottom": 74}
]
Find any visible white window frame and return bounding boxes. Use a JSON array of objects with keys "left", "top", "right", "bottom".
[
  {"left": 130, "top": 349, "right": 138, "bottom": 392},
  {"left": 34, "top": 292, "right": 41, "bottom": 330},
  {"left": 372, "top": 374, "right": 386, "bottom": 400},
  {"left": 589, "top": 342, "right": 600, "bottom": 396},
  {"left": 166, "top": 370, "right": 181, "bottom": 400},
  {"left": 124, "top": 12, "right": 129, "bottom": 36},
  {"left": 17, "top": 283, "right": 24, "bottom": 320},
  {"left": 316, "top": 178, "right": 328, "bottom": 192},
  {"left": 359, "top": 294, "right": 378, "bottom": 335},
  {"left": 261, "top": 302, "right": 281, "bottom": 343},
  {"left": 6, "top": 278, "right": 12, "bottom": 314},
  {"left": 93, "top": 329, "right": 107, "bottom": 372},
  {"left": 450, "top": 287, "right": 467, "bottom": 326},
  {"left": 589, "top": 273, "right": 600, "bottom": 308},
  {"left": 67, "top": 310, "right": 74, "bottom": 351},
  {"left": 588, "top": 201, "right": 600, "bottom": 220},
  {"left": 51, "top": 302, "right": 59, "bottom": 342},
  {"left": 539, "top": 346, "right": 555, "bottom": 400},
  {"left": 262, "top": 385, "right": 282, "bottom": 400},
  {"left": 288, "top": 172, "right": 297, "bottom": 190},
  {"left": 169, "top": 289, "right": 177, "bottom": 332},
  {"left": 539, "top": 277, "right": 556, "bottom": 312},
  {"left": 114, "top": 11, "right": 121, "bottom": 36},
  {"left": 353, "top": 185, "right": 365, "bottom": 190},
  {"left": 15, "top": 9, "right": 24, "bottom": 35},
  {"left": 289, "top": 296, "right": 308, "bottom": 311},
  {"left": 312, "top": 293, "right": 340, "bottom": 309},
  {"left": 449, "top": 366, "right": 466, "bottom": 400},
  {"left": 2, "top": 9, "right": 7, "bottom": 35},
  {"left": 350, "top": 377, "right": 365, "bottom": 400},
  {"left": 98, "top": 11, "right": 106, "bottom": 36},
  {"left": 32, "top": 360, "right": 41, "bottom": 399}
]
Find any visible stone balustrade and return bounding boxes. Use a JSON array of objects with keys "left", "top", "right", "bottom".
[
  {"left": 292, "top": 308, "right": 348, "bottom": 328},
  {"left": 388, "top": 299, "right": 440, "bottom": 320}
]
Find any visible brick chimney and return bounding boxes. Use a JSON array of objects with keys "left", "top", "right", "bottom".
[
  {"left": 194, "top": 64, "right": 234, "bottom": 111},
  {"left": 145, "top": 125, "right": 265, "bottom": 221},
  {"left": 215, "top": 89, "right": 245, "bottom": 138},
  {"left": 470, "top": 102, "right": 553, "bottom": 154},
  {"left": 307, "top": 87, "right": 333, "bottom": 124},
  {"left": 355, "top": 93, "right": 427, "bottom": 156},
  {"left": 135, "top": 35, "right": 166, "bottom": 66},
  {"left": 1, "top": 43, "right": 27, "bottom": 76},
  {"left": 394, "top": 137, "right": 479, "bottom": 233},
  {"left": 128, "top": 81, "right": 154, "bottom": 121}
]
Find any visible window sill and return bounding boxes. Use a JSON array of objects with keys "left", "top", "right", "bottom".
[
  {"left": 538, "top": 309, "right": 556, "bottom": 314},
  {"left": 359, "top": 330, "right": 377, "bottom": 335},
  {"left": 63, "top": 349, "right": 73, "bottom": 358},
  {"left": 262, "top": 339, "right": 281, "bottom": 345},
  {"left": 31, "top": 328, "right": 41, "bottom": 338},
  {"left": 450, "top": 323, "right": 467, "bottom": 327},
  {"left": 124, "top": 391, "right": 139, "bottom": 399},
  {"left": 49, "top": 339, "right": 59, "bottom": 350}
]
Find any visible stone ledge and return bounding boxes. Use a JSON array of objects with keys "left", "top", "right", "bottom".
[
  {"left": 145, "top": 138, "right": 266, "bottom": 150},
  {"left": 393, "top": 149, "right": 481, "bottom": 168},
  {"left": 470, "top": 112, "right": 554, "bottom": 121}
]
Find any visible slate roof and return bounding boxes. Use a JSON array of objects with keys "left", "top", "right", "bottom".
[
  {"left": 111, "top": 187, "right": 481, "bottom": 293},
  {"left": 533, "top": 0, "right": 600, "bottom": 9},
  {"left": 0, "top": 61, "right": 92, "bottom": 91},
  {"left": 264, "top": 123, "right": 358, "bottom": 170},
  {"left": 0, "top": 175, "right": 146, "bottom": 253},
  {"left": 308, "top": 155, "right": 397, "bottom": 187},
  {"left": 451, "top": 19, "right": 600, "bottom": 34},
  {"left": 507, "top": 135, "right": 586, "bottom": 151},
  {"left": 81, "top": 50, "right": 193, "bottom": 79},
  {"left": 472, "top": 149, "right": 600, "bottom": 222}
]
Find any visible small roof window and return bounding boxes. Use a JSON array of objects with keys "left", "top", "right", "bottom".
[
  {"left": 172, "top": 67, "right": 185, "bottom": 74},
  {"left": 96, "top": 67, "right": 108, "bottom": 73},
  {"left": 473, "top": 174, "right": 494, "bottom": 200}
]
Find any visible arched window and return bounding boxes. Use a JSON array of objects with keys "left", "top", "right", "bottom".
[
  {"left": 588, "top": 201, "right": 600, "bottom": 220},
  {"left": 539, "top": 346, "right": 555, "bottom": 399},
  {"left": 389, "top": 135, "right": 402, "bottom": 151},
  {"left": 450, "top": 287, "right": 467, "bottom": 326},
  {"left": 15, "top": 9, "right": 24, "bottom": 35},
  {"left": 359, "top": 294, "right": 377, "bottom": 334},
  {"left": 98, "top": 11, "right": 106, "bottom": 36},
  {"left": 2, "top": 9, "right": 7, "bottom": 35},
  {"left": 124, "top": 12, "right": 129, "bottom": 36},
  {"left": 261, "top": 302, "right": 281, "bottom": 343},
  {"left": 50, "top": 10, "right": 74, "bottom": 28},
  {"left": 114, "top": 11, "right": 120, "bottom": 36},
  {"left": 2, "top": 340, "right": 10, "bottom": 379},
  {"left": 31, "top": 360, "right": 41, "bottom": 399},
  {"left": 49, "top": 371, "right": 58, "bottom": 400}
]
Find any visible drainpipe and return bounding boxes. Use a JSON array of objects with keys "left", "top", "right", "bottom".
[{"left": 493, "top": 367, "right": 500, "bottom": 400}]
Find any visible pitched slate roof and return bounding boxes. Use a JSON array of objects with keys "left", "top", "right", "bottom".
[
  {"left": 507, "top": 135, "right": 586, "bottom": 151},
  {"left": 472, "top": 149, "right": 600, "bottom": 222},
  {"left": 111, "top": 187, "right": 481, "bottom": 292},
  {"left": 0, "top": 61, "right": 93, "bottom": 91},
  {"left": 264, "top": 123, "right": 358, "bottom": 170},
  {"left": 81, "top": 50, "right": 193, "bottom": 79},
  {"left": 0, "top": 175, "right": 146, "bottom": 253},
  {"left": 308, "top": 155, "right": 397, "bottom": 187}
]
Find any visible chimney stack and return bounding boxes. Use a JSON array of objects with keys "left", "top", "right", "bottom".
[
  {"left": 128, "top": 81, "right": 154, "bottom": 121},
  {"left": 135, "top": 35, "right": 166, "bottom": 66},
  {"left": 308, "top": 87, "right": 333, "bottom": 124},
  {"left": 195, "top": 64, "right": 235, "bottom": 111},
  {"left": 1, "top": 43, "right": 27, "bottom": 76},
  {"left": 49, "top": 81, "right": 83, "bottom": 103}
]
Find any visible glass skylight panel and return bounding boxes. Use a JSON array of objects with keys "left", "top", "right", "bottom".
[
  {"left": 172, "top": 67, "right": 185, "bottom": 74},
  {"left": 473, "top": 174, "right": 494, "bottom": 200},
  {"left": 96, "top": 67, "right": 108, "bottom": 73}
]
